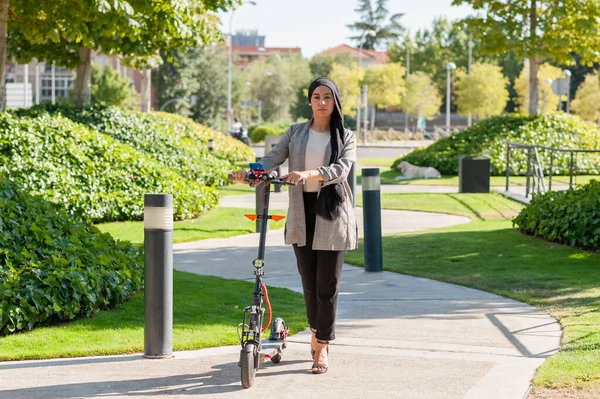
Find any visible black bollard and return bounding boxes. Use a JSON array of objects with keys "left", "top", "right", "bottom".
[
  {"left": 144, "top": 194, "right": 174, "bottom": 358},
  {"left": 362, "top": 168, "right": 383, "bottom": 273}
]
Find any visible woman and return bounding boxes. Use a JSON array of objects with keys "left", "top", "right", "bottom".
[{"left": 233, "top": 77, "right": 357, "bottom": 374}]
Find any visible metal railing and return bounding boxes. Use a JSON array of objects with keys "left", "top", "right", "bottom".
[{"left": 505, "top": 143, "right": 600, "bottom": 198}]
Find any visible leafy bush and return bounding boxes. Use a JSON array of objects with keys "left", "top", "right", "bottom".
[
  {"left": 152, "top": 112, "right": 254, "bottom": 163},
  {"left": 0, "top": 179, "right": 143, "bottom": 335},
  {"left": 0, "top": 112, "right": 218, "bottom": 222},
  {"left": 19, "top": 104, "right": 252, "bottom": 186},
  {"left": 392, "top": 114, "right": 600, "bottom": 176},
  {"left": 513, "top": 180, "right": 600, "bottom": 252},
  {"left": 91, "top": 63, "right": 131, "bottom": 108},
  {"left": 248, "top": 123, "right": 288, "bottom": 143}
]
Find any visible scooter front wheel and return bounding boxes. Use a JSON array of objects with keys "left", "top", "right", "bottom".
[{"left": 240, "top": 347, "right": 256, "bottom": 388}]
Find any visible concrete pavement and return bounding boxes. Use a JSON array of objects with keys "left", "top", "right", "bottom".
[{"left": 0, "top": 191, "right": 562, "bottom": 399}]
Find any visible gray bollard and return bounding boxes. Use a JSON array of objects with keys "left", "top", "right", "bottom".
[
  {"left": 208, "top": 138, "right": 215, "bottom": 152},
  {"left": 144, "top": 194, "right": 174, "bottom": 358},
  {"left": 362, "top": 168, "right": 383, "bottom": 273}
]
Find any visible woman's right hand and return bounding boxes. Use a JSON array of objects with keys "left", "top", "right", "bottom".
[{"left": 232, "top": 170, "right": 249, "bottom": 184}]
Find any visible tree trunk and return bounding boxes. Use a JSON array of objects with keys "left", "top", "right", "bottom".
[
  {"left": 141, "top": 69, "right": 151, "bottom": 112},
  {"left": 528, "top": 56, "right": 539, "bottom": 116},
  {"left": 74, "top": 47, "right": 92, "bottom": 107},
  {"left": 528, "top": 0, "right": 539, "bottom": 115},
  {"left": 0, "top": 0, "right": 9, "bottom": 111}
]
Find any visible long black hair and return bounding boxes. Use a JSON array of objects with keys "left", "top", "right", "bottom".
[{"left": 307, "top": 77, "right": 347, "bottom": 220}]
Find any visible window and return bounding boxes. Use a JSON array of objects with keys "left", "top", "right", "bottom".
[{"left": 40, "top": 71, "right": 74, "bottom": 101}]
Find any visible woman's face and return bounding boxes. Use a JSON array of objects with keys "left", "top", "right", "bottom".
[{"left": 310, "top": 86, "right": 335, "bottom": 118}]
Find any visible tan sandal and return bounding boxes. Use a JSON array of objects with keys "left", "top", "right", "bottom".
[{"left": 311, "top": 339, "right": 329, "bottom": 374}]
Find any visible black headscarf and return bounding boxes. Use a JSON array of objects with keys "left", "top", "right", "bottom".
[{"left": 308, "top": 77, "right": 346, "bottom": 220}]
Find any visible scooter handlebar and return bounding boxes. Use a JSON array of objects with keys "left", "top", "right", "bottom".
[{"left": 228, "top": 171, "right": 296, "bottom": 186}]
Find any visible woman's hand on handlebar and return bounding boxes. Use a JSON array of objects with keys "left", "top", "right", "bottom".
[
  {"left": 280, "top": 171, "right": 307, "bottom": 185},
  {"left": 232, "top": 170, "right": 249, "bottom": 184}
]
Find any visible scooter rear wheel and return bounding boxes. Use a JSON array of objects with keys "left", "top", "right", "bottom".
[
  {"left": 271, "top": 353, "right": 282, "bottom": 363},
  {"left": 240, "top": 349, "right": 256, "bottom": 388}
]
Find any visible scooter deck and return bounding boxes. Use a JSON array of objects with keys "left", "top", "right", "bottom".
[{"left": 259, "top": 338, "right": 285, "bottom": 361}]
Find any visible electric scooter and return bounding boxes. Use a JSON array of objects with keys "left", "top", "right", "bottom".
[{"left": 229, "top": 162, "right": 293, "bottom": 389}]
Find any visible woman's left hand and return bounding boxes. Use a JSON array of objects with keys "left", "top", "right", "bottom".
[{"left": 281, "top": 171, "right": 308, "bottom": 185}]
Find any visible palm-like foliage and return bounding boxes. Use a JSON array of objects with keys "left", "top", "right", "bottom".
[{"left": 347, "top": 0, "right": 404, "bottom": 50}]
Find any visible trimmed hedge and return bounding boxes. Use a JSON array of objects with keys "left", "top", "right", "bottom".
[
  {"left": 248, "top": 123, "right": 288, "bottom": 143},
  {"left": 0, "top": 112, "right": 218, "bottom": 222},
  {"left": 153, "top": 112, "right": 254, "bottom": 164},
  {"left": 0, "top": 178, "right": 143, "bottom": 335},
  {"left": 513, "top": 180, "right": 600, "bottom": 252},
  {"left": 393, "top": 114, "right": 600, "bottom": 176},
  {"left": 19, "top": 104, "right": 253, "bottom": 186}
]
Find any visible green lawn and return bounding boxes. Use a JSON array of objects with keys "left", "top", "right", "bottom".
[
  {"left": 345, "top": 193, "right": 600, "bottom": 395},
  {"left": 0, "top": 272, "right": 306, "bottom": 361},
  {"left": 218, "top": 183, "right": 257, "bottom": 196},
  {"left": 356, "top": 192, "right": 523, "bottom": 220},
  {"left": 356, "top": 158, "right": 397, "bottom": 167},
  {"left": 356, "top": 166, "right": 599, "bottom": 187},
  {"left": 96, "top": 207, "right": 286, "bottom": 248}
]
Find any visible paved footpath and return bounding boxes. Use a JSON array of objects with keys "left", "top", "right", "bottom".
[{"left": 0, "top": 191, "right": 561, "bottom": 399}]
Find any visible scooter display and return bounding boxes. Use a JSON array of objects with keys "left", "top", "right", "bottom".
[{"left": 228, "top": 163, "right": 293, "bottom": 388}]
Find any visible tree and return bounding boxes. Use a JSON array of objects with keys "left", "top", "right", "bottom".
[
  {"left": 455, "top": 62, "right": 509, "bottom": 119},
  {"left": 362, "top": 63, "right": 405, "bottom": 107},
  {"left": 242, "top": 53, "right": 311, "bottom": 122},
  {"left": 388, "top": 17, "right": 495, "bottom": 111},
  {"left": 90, "top": 63, "right": 131, "bottom": 108},
  {"left": 452, "top": 0, "right": 600, "bottom": 115},
  {"left": 5, "top": 0, "right": 235, "bottom": 108},
  {"left": 329, "top": 64, "right": 364, "bottom": 117},
  {"left": 156, "top": 46, "right": 229, "bottom": 125},
  {"left": 514, "top": 63, "right": 562, "bottom": 115},
  {"left": 309, "top": 53, "right": 356, "bottom": 78},
  {"left": 347, "top": 0, "right": 404, "bottom": 50},
  {"left": 571, "top": 73, "right": 600, "bottom": 122},
  {"left": 401, "top": 72, "right": 441, "bottom": 121}
]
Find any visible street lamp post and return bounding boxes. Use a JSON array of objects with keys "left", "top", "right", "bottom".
[
  {"left": 227, "top": 1, "right": 256, "bottom": 131},
  {"left": 467, "top": 35, "right": 473, "bottom": 126},
  {"left": 260, "top": 48, "right": 284, "bottom": 121},
  {"left": 404, "top": 33, "right": 411, "bottom": 133},
  {"left": 562, "top": 69, "right": 572, "bottom": 113},
  {"left": 358, "top": 30, "right": 376, "bottom": 137},
  {"left": 446, "top": 62, "right": 456, "bottom": 134}
]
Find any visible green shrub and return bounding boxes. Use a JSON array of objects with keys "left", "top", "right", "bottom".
[
  {"left": 0, "top": 112, "right": 218, "bottom": 222},
  {"left": 393, "top": 114, "right": 600, "bottom": 176},
  {"left": 513, "top": 180, "right": 600, "bottom": 252},
  {"left": 248, "top": 123, "right": 287, "bottom": 143},
  {"left": 18, "top": 104, "right": 250, "bottom": 186},
  {"left": 0, "top": 179, "right": 143, "bottom": 335},
  {"left": 153, "top": 112, "right": 254, "bottom": 164}
]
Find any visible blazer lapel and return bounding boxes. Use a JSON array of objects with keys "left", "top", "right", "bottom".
[{"left": 296, "top": 119, "right": 311, "bottom": 171}]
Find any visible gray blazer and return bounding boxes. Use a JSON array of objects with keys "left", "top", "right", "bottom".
[{"left": 260, "top": 119, "right": 358, "bottom": 251}]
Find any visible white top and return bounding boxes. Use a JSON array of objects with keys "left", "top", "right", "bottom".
[{"left": 304, "top": 128, "right": 330, "bottom": 192}]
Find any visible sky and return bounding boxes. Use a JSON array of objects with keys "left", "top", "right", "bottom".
[{"left": 218, "top": 0, "right": 474, "bottom": 58}]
